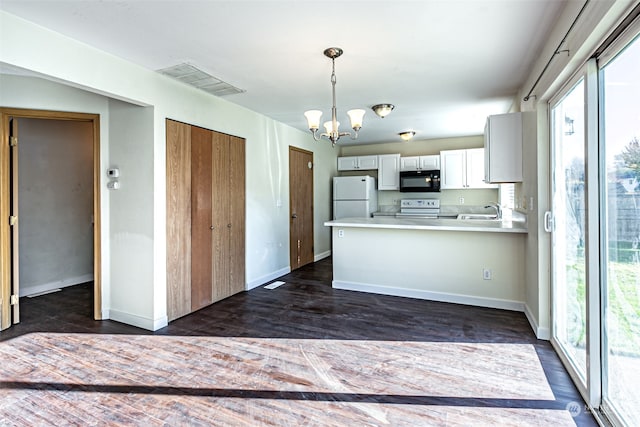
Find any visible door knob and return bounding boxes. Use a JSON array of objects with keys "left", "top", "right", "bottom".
[
  {"left": 210, "top": 225, "right": 214, "bottom": 230},
  {"left": 227, "top": 223, "right": 232, "bottom": 228},
  {"left": 291, "top": 214, "right": 297, "bottom": 219}
]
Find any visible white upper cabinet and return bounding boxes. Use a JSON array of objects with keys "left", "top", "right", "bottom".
[
  {"left": 484, "top": 112, "right": 532, "bottom": 183},
  {"left": 440, "top": 150, "right": 466, "bottom": 189},
  {"left": 337, "top": 155, "right": 379, "bottom": 171},
  {"left": 441, "top": 148, "right": 498, "bottom": 189},
  {"left": 466, "top": 148, "right": 495, "bottom": 188},
  {"left": 420, "top": 155, "right": 440, "bottom": 170},
  {"left": 400, "top": 156, "right": 419, "bottom": 171},
  {"left": 337, "top": 156, "right": 358, "bottom": 170},
  {"left": 400, "top": 155, "right": 440, "bottom": 171},
  {"left": 378, "top": 154, "right": 400, "bottom": 191}
]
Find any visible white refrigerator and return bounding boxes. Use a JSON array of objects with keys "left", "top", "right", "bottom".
[{"left": 333, "top": 176, "right": 378, "bottom": 220}]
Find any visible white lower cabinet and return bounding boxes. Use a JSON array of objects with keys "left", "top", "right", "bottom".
[
  {"left": 440, "top": 148, "right": 497, "bottom": 189},
  {"left": 378, "top": 154, "right": 400, "bottom": 190}
]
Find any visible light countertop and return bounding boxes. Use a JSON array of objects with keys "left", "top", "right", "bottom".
[{"left": 324, "top": 216, "right": 527, "bottom": 234}]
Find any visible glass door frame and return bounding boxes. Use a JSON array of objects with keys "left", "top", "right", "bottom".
[
  {"left": 548, "top": 58, "right": 602, "bottom": 410},
  {"left": 596, "top": 15, "right": 640, "bottom": 425}
]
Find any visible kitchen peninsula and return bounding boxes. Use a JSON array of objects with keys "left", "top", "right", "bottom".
[{"left": 324, "top": 216, "right": 527, "bottom": 312}]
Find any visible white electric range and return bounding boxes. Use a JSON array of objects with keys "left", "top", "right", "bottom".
[{"left": 395, "top": 199, "right": 440, "bottom": 219}]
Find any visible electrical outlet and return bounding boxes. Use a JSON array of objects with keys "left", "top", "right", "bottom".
[
  {"left": 459, "top": 197, "right": 465, "bottom": 204},
  {"left": 338, "top": 229, "right": 344, "bottom": 238},
  {"left": 482, "top": 268, "right": 492, "bottom": 280}
]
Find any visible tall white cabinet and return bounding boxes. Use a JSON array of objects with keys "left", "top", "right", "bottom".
[
  {"left": 484, "top": 112, "right": 531, "bottom": 183},
  {"left": 378, "top": 154, "right": 400, "bottom": 191}
]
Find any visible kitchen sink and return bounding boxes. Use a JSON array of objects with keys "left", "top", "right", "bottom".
[{"left": 456, "top": 213, "right": 500, "bottom": 221}]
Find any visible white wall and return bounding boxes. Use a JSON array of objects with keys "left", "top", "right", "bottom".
[
  {"left": 107, "top": 100, "right": 157, "bottom": 327},
  {"left": 18, "top": 118, "right": 94, "bottom": 296},
  {"left": 0, "top": 11, "right": 338, "bottom": 330}
]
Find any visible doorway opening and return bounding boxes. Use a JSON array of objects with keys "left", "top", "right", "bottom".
[{"left": 0, "top": 109, "right": 101, "bottom": 332}]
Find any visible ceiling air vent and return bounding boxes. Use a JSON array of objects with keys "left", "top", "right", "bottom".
[{"left": 156, "top": 63, "right": 245, "bottom": 97}]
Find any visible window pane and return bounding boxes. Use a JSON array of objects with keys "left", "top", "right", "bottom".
[
  {"left": 601, "top": 32, "right": 640, "bottom": 427},
  {"left": 551, "top": 79, "right": 587, "bottom": 381}
]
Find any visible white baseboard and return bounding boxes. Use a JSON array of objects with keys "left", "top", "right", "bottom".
[
  {"left": 20, "top": 274, "right": 94, "bottom": 297},
  {"left": 333, "top": 280, "right": 525, "bottom": 312},
  {"left": 109, "top": 309, "right": 167, "bottom": 331},
  {"left": 314, "top": 250, "right": 331, "bottom": 262},
  {"left": 246, "top": 267, "right": 291, "bottom": 291},
  {"left": 524, "top": 303, "right": 550, "bottom": 340}
]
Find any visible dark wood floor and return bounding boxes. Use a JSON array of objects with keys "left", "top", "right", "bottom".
[{"left": 1, "top": 257, "right": 596, "bottom": 426}]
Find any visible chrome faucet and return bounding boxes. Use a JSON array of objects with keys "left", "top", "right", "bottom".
[{"left": 484, "top": 202, "right": 502, "bottom": 219}]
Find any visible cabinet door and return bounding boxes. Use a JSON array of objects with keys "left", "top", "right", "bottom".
[
  {"left": 419, "top": 155, "right": 440, "bottom": 170},
  {"left": 467, "top": 148, "right": 497, "bottom": 188},
  {"left": 485, "top": 112, "right": 523, "bottom": 183},
  {"left": 440, "top": 150, "right": 466, "bottom": 189},
  {"left": 400, "top": 156, "right": 419, "bottom": 171},
  {"left": 337, "top": 156, "right": 358, "bottom": 171},
  {"left": 357, "top": 155, "right": 378, "bottom": 170},
  {"left": 378, "top": 154, "right": 400, "bottom": 190}
]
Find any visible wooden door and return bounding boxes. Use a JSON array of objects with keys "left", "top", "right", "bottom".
[
  {"left": 9, "top": 118, "right": 19, "bottom": 324},
  {"left": 190, "top": 126, "right": 214, "bottom": 311},
  {"left": 1, "top": 117, "right": 19, "bottom": 329},
  {"left": 228, "top": 135, "right": 245, "bottom": 296},
  {"left": 166, "top": 122, "right": 245, "bottom": 320},
  {"left": 211, "top": 131, "right": 230, "bottom": 302},
  {"left": 166, "top": 120, "right": 192, "bottom": 320},
  {"left": 289, "top": 147, "right": 314, "bottom": 270},
  {"left": 0, "top": 116, "right": 8, "bottom": 330}
]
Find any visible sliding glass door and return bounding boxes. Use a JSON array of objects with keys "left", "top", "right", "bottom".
[
  {"left": 600, "top": 29, "right": 640, "bottom": 427},
  {"left": 549, "top": 18, "right": 640, "bottom": 427},
  {"left": 550, "top": 77, "right": 588, "bottom": 387}
]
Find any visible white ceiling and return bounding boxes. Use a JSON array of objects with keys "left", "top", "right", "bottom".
[{"left": 0, "top": 1, "right": 567, "bottom": 145}]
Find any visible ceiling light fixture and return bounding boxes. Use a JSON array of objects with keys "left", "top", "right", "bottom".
[
  {"left": 304, "top": 47, "right": 365, "bottom": 147},
  {"left": 372, "top": 104, "right": 395, "bottom": 118},
  {"left": 399, "top": 131, "right": 416, "bottom": 141}
]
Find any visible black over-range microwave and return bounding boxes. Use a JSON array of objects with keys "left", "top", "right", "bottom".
[{"left": 399, "top": 170, "right": 441, "bottom": 192}]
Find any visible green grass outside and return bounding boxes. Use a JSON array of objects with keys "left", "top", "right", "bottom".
[{"left": 566, "top": 254, "right": 640, "bottom": 356}]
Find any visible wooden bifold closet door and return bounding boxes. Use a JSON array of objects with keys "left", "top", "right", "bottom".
[{"left": 166, "top": 119, "right": 245, "bottom": 321}]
